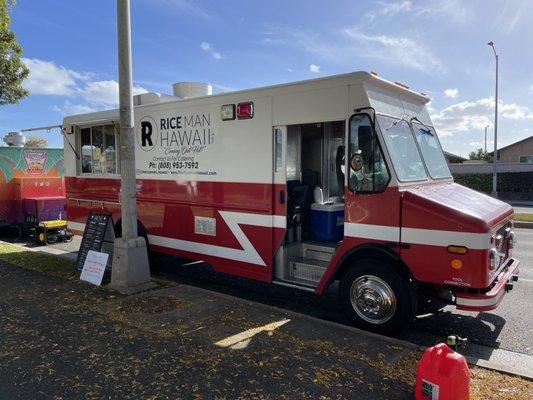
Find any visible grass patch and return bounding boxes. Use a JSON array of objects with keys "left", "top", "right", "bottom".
[
  {"left": 514, "top": 213, "right": 533, "bottom": 222},
  {"left": 471, "top": 367, "right": 533, "bottom": 400},
  {"left": 0, "top": 242, "right": 77, "bottom": 279}
]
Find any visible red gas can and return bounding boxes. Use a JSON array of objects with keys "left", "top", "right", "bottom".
[{"left": 415, "top": 343, "right": 470, "bottom": 400}]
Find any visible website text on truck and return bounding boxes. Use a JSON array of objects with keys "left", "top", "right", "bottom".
[{"left": 62, "top": 72, "right": 520, "bottom": 333}]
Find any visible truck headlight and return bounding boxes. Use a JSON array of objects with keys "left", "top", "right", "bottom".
[
  {"left": 489, "top": 247, "right": 500, "bottom": 271},
  {"left": 509, "top": 231, "right": 516, "bottom": 249}
]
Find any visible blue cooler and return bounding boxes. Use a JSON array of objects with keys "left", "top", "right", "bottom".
[{"left": 310, "top": 203, "right": 344, "bottom": 242}]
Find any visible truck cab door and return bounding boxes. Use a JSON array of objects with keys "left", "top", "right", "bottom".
[{"left": 344, "top": 113, "right": 401, "bottom": 250}]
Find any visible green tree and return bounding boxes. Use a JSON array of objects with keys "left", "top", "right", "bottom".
[
  {"left": 24, "top": 135, "right": 47, "bottom": 148},
  {"left": 0, "top": 0, "right": 29, "bottom": 105},
  {"left": 468, "top": 148, "right": 492, "bottom": 162}
]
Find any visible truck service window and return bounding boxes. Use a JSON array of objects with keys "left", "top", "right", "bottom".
[
  {"left": 81, "top": 128, "right": 92, "bottom": 173},
  {"left": 411, "top": 123, "right": 451, "bottom": 179},
  {"left": 348, "top": 114, "right": 390, "bottom": 193},
  {"left": 377, "top": 115, "right": 427, "bottom": 182},
  {"left": 79, "top": 124, "right": 117, "bottom": 175}
]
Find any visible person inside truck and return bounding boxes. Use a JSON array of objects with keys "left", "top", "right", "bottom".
[{"left": 335, "top": 145, "right": 345, "bottom": 197}]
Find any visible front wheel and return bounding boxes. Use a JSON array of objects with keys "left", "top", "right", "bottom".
[{"left": 339, "top": 259, "right": 416, "bottom": 334}]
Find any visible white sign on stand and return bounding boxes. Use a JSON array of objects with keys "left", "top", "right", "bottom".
[{"left": 80, "top": 250, "right": 109, "bottom": 286}]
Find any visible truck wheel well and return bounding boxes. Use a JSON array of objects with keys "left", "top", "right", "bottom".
[
  {"left": 113, "top": 219, "right": 148, "bottom": 242},
  {"left": 113, "top": 219, "right": 153, "bottom": 269},
  {"left": 333, "top": 245, "right": 415, "bottom": 286}
]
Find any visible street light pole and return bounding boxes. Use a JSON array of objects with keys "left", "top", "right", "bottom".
[
  {"left": 488, "top": 41, "right": 498, "bottom": 198},
  {"left": 117, "top": 0, "right": 136, "bottom": 242},
  {"left": 111, "top": 0, "right": 151, "bottom": 293},
  {"left": 484, "top": 125, "right": 489, "bottom": 154}
]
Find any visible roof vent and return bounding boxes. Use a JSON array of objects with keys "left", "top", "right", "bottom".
[
  {"left": 3, "top": 131, "right": 26, "bottom": 147},
  {"left": 133, "top": 92, "right": 177, "bottom": 106},
  {"left": 172, "top": 82, "right": 212, "bottom": 99}
]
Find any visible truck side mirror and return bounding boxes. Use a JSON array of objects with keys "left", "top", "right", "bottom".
[{"left": 350, "top": 153, "right": 364, "bottom": 171}]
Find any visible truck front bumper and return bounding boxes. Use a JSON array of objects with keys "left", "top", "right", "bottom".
[{"left": 455, "top": 257, "right": 520, "bottom": 312}]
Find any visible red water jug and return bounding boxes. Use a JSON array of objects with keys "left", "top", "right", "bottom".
[{"left": 415, "top": 343, "right": 470, "bottom": 400}]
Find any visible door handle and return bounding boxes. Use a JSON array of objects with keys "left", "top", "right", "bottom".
[{"left": 279, "top": 190, "right": 285, "bottom": 204}]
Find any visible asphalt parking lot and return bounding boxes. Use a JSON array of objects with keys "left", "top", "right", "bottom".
[
  {"left": 0, "top": 260, "right": 424, "bottom": 399},
  {"left": 400, "top": 228, "right": 532, "bottom": 358},
  {"left": 151, "top": 228, "right": 533, "bottom": 366},
  {"left": 1, "top": 226, "right": 531, "bottom": 372}
]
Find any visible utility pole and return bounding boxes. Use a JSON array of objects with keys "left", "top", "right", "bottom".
[
  {"left": 111, "top": 0, "right": 151, "bottom": 293},
  {"left": 484, "top": 125, "right": 489, "bottom": 154},
  {"left": 488, "top": 41, "right": 498, "bottom": 198}
]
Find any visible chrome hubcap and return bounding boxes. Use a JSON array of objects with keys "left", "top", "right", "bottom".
[{"left": 350, "top": 275, "right": 397, "bottom": 324}]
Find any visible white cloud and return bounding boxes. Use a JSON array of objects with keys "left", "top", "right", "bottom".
[
  {"left": 444, "top": 88, "right": 458, "bottom": 98},
  {"left": 408, "top": 0, "right": 471, "bottom": 24},
  {"left": 363, "top": 0, "right": 470, "bottom": 29},
  {"left": 22, "top": 58, "right": 148, "bottom": 113},
  {"left": 379, "top": 1, "right": 414, "bottom": 16},
  {"left": 363, "top": 1, "right": 413, "bottom": 26},
  {"left": 261, "top": 24, "right": 443, "bottom": 75},
  {"left": 368, "top": 1, "right": 414, "bottom": 20},
  {"left": 52, "top": 101, "right": 99, "bottom": 116},
  {"left": 260, "top": 25, "right": 336, "bottom": 61},
  {"left": 78, "top": 80, "right": 147, "bottom": 107},
  {"left": 309, "top": 64, "right": 320, "bottom": 73},
  {"left": 493, "top": 0, "right": 527, "bottom": 34},
  {"left": 431, "top": 97, "right": 533, "bottom": 137},
  {"left": 22, "top": 58, "right": 86, "bottom": 96},
  {"left": 151, "top": 0, "right": 210, "bottom": 19},
  {"left": 200, "top": 41, "right": 225, "bottom": 60},
  {"left": 343, "top": 29, "right": 444, "bottom": 74}
]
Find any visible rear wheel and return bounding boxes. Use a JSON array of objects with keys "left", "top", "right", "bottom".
[
  {"left": 339, "top": 259, "right": 416, "bottom": 334},
  {"left": 113, "top": 221, "right": 153, "bottom": 269}
]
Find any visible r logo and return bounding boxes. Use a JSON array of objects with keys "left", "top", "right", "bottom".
[
  {"left": 136, "top": 116, "right": 158, "bottom": 151},
  {"left": 141, "top": 121, "right": 153, "bottom": 147}
]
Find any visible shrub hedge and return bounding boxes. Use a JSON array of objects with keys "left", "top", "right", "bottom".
[{"left": 453, "top": 172, "right": 533, "bottom": 199}]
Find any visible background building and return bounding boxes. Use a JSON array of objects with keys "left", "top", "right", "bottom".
[
  {"left": 444, "top": 151, "right": 466, "bottom": 164},
  {"left": 490, "top": 136, "right": 533, "bottom": 163}
]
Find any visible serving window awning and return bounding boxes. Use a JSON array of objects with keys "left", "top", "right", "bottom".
[{"left": 68, "top": 119, "right": 118, "bottom": 128}]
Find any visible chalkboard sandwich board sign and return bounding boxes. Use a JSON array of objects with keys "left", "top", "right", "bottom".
[{"left": 75, "top": 212, "right": 115, "bottom": 271}]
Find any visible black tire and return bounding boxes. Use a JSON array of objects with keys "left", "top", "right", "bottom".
[
  {"left": 339, "top": 259, "right": 417, "bottom": 334},
  {"left": 113, "top": 222, "right": 153, "bottom": 270}
]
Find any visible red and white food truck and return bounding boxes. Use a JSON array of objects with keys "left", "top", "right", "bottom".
[{"left": 62, "top": 72, "right": 519, "bottom": 333}]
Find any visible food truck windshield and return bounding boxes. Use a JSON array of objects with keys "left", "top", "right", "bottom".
[{"left": 377, "top": 114, "right": 451, "bottom": 183}]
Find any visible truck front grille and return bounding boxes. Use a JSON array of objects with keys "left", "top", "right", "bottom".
[{"left": 494, "top": 220, "right": 511, "bottom": 266}]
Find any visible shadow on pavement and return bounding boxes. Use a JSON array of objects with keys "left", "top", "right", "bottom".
[{"left": 151, "top": 252, "right": 513, "bottom": 363}]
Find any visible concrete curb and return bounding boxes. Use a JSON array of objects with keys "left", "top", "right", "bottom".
[
  {"left": 467, "top": 356, "right": 533, "bottom": 381},
  {"left": 515, "top": 221, "right": 533, "bottom": 229}
]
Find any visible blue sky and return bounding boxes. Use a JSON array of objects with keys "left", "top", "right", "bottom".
[{"left": 1, "top": 0, "right": 532, "bottom": 157}]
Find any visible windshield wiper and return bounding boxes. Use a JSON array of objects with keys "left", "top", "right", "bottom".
[
  {"left": 386, "top": 114, "right": 411, "bottom": 131},
  {"left": 409, "top": 116, "right": 434, "bottom": 136}
]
